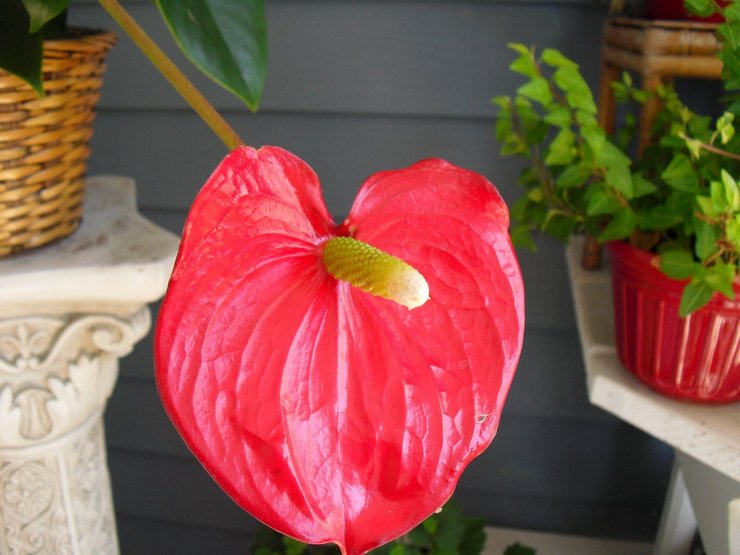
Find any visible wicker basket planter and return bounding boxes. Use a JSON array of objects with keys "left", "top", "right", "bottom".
[{"left": 0, "top": 29, "right": 116, "bottom": 257}]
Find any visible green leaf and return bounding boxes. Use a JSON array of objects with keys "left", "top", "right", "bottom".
[
  {"left": 598, "top": 210, "right": 637, "bottom": 242},
  {"left": 605, "top": 165, "right": 634, "bottom": 198},
  {"left": 508, "top": 43, "right": 531, "bottom": 56},
  {"left": 684, "top": 0, "right": 717, "bottom": 17},
  {"left": 661, "top": 154, "right": 700, "bottom": 192},
  {"left": 721, "top": 169, "right": 739, "bottom": 209},
  {"left": 695, "top": 220, "right": 719, "bottom": 261},
  {"left": 433, "top": 503, "right": 466, "bottom": 554},
  {"left": 282, "top": 537, "right": 307, "bottom": 555},
  {"left": 0, "top": 0, "right": 43, "bottom": 95},
  {"left": 587, "top": 185, "right": 622, "bottom": 216},
  {"left": 553, "top": 65, "right": 597, "bottom": 113},
  {"left": 389, "top": 545, "right": 406, "bottom": 555},
  {"left": 458, "top": 519, "right": 487, "bottom": 555},
  {"left": 659, "top": 249, "right": 695, "bottom": 280},
  {"left": 543, "top": 105, "right": 572, "bottom": 128},
  {"left": 545, "top": 128, "right": 575, "bottom": 165},
  {"left": 593, "top": 139, "right": 631, "bottom": 168},
  {"left": 633, "top": 174, "right": 658, "bottom": 198},
  {"left": 495, "top": 115, "right": 513, "bottom": 143},
  {"left": 21, "top": 0, "right": 69, "bottom": 33},
  {"left": 696, "top": 195, "right": 716, "bottom": 217},
  {"left": 510, "top": 224, "right": 537, "bottom": 250},
  {"left": 555, "top": 163, "right": 592, "bottom": 188},
  {"left": 705, "top": 263, "right": 737, "bottom": 299},
  {"left": 541, "top": 48, "right": 578, "bottom": 68},
  {"left": 679, "top": 279, "right": 715, "bottom": 317},
  {"left": 510, "top": 53, "right": 538, "bottom": 78},
  {"left": 408, "top": 524, "right": 432, "bottom": 547},
  {"left": 517, "top": 77, "right": 553, "bottom": 105},
  {"left": 503, "top": 543, "right": 537, "bottom": 555},
  {"left": 544, "top": 212, "right": 579, "bottom": 241},
  {"left": 156, "top": 0, "right": 267, "bottom": 111},
  {"left": 710, "top": 176, "right": 734, "bottom": 212},
  {"left": 716, "top": 111, "right": 735, "bottom": 144},
  {"left": 729, "top": 215, "right": 740, "bottom": 249}
]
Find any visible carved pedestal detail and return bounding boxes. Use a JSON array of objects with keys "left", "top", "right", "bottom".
[{"left": 0, "top": 309, "right": 151, "bottom": 555}]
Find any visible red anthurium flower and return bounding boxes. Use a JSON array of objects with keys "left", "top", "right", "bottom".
[{"left": 154, "top": 146, "right": 524, "bottom": 555}]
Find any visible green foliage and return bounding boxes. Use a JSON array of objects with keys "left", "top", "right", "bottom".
[
  {"left": 0, "top": 0, "right": 267, "bottom": 110},
  {"left": 156, "top": 0, "right": 267, "bottom": 111},
  {"left": 250, "top": 499, "right": 536, "bottom": 555},
  {"left": 494, "top": 5, "right": 740, "bottom": 315}
]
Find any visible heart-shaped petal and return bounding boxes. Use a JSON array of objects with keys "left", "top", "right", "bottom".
[{"left": 155, "top": 146, "right": 524, "bottom": 554}]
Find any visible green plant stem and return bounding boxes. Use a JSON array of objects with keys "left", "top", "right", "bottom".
[{"left": 98, "top": 0, "right": 244, "bottom": 150}]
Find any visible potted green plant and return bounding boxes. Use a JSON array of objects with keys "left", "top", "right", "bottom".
[
  {"left": 0, "top": 0, "right": 266, "bottom": 257},
  {"left": 0, "top": 1, "right": 116, "bottom": 256},
  {"left": 493, "top": 0, "right": 740, "bottom": 402}
]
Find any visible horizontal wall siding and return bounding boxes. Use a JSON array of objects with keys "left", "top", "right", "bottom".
[{"left": 67, "top": 0, "right": 674, "bottom": 551}]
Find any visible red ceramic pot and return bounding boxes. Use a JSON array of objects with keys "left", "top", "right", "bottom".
[
  {"left": 645, "top": 0, "right": 726, "bottom": 22},
  {"left": 608, "top": 241, "right": 740, "bottom": 403}
]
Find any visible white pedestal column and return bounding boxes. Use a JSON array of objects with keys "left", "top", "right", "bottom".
[{"left": 0, "top": 176, "right": 179, "bottom": 555}]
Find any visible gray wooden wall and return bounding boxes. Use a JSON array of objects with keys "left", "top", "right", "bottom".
[{"left": 69, "top": 1, "right": 673, "bottom": 553}]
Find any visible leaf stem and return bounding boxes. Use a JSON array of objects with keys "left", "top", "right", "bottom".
[
  {"left": 697, "top": 140, "right": 740, "bottom": 162},
  {"left": 97, "top": 0, "right": 244, "bottom": 150}
]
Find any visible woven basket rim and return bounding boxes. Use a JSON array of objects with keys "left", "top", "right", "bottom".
[{"left": 43, "top": 28, "right": 117, "bottom": 48}]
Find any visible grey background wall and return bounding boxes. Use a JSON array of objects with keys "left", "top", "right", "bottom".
[{"left": 68, "top": 0, "right": 673, "bottom": 553}]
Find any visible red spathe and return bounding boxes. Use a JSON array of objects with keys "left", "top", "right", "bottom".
[{"left": 154, "top": 146, "right": 525, "bottom": 554}]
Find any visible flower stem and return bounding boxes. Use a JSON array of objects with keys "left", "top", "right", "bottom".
[{"left": 97, "top": 0, "right": 244, "bottom": 150}]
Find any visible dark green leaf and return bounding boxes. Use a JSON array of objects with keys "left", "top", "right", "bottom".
[
  {"left": 544, "top": 212, "right": 579, "bottom": 241},
  {"left": 22, "top": 0, "right": 69, "bottom": 33},
  {"left": 504, "top": 543, "right": 537, "bottom": 555},
  {"left": 156, "top": 0, "right": 267, "bottom": 111},
  {"left": 408, "top": 523, "right": 432, "bottom": 546},
  {"left": 0, "top": 0, "right": 43, "bottom": 95},
  {"left": 659, "top": 249, "right": 695, "bottom": 280},
  {"left": 679, "top": 279, "right": 714, "bottom": 316},
  {"left": 598, "top": 210, "right": 637, "bottom": 242},
  {"left": 458, "top": 519, "right": 487, "bottom": 555},
  {"left": 433, "top": 503, "right": 466, "bottom": 554},
  {"left": 282, "top": 537, "right": 307, "bottom": 555}
]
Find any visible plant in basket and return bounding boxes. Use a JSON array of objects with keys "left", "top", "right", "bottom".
[
  {"left": 0, "top": 0, "right": 116, "bottom": 257},
  {"left": 493, "top": 0, "right": 740, "bottom": 402},
  {"left": 0, "top": 0, "right": 266, "bottom": 257}
]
